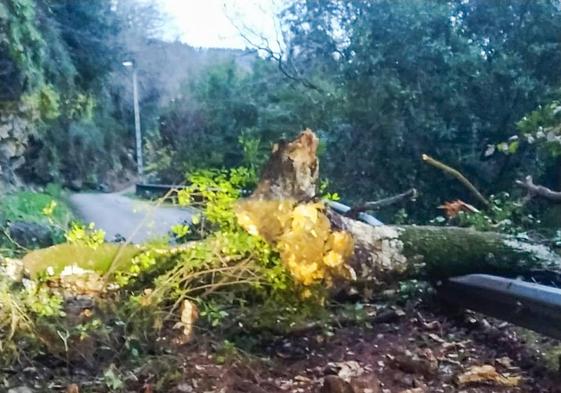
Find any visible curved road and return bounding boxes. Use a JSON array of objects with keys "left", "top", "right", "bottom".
[{"left": 69, "top": 190, "right": 194, "bottom": 243}]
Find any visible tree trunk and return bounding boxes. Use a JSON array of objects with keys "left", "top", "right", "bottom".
[
  {"left": 330, "top": 213, "right": 561, "bottom": 287},
  {"left": 236, "top": 130, "right": 561, "bottom": 290}
]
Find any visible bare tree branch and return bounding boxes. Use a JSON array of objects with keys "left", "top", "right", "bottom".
[
  {"left": 346, "top": 188, "right": 417, "bottom": 218},
  {"left": 516, "top": 175, "right": 561, "bottom": 202},
  {"left": 224, "top": 8, "right": 323, "bottom": 92},
  {"left": 422, "top": 154, "right": 489, "bottom": 207}
]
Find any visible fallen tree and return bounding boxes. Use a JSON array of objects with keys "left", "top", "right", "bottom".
[
  {"left": 235, "top": 130, "right": 561, "bottom": 292},
  {"left": 19, "top": 130, "right": 561, "bottom": 296},
  {"left": 5, "top": 129, "right": 561, "bottom": 374}
]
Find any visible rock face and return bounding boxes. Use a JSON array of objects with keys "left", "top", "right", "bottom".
[
  {"left": 0, "top": 111, "right": 31, "bottom": 186},
  {"left": 7, "top": 221, "right": 53, "bottom": 249}
]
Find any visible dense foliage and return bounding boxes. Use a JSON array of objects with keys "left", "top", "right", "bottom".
[
  {"left": 147, "top": 0, "right": 561, "bottom": 224},
  {"left": 0, "top": 0, "right": 140, "bottom": 187},
  {"left": 6, "top": 0, "right": 561, "bottom": 223}
]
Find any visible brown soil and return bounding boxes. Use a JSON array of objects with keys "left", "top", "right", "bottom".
[
  {"left": 164, "top": 306, "right": 560, "bottom": 393},
  {"left": 3, "top": 300, "right": 561, "bottom": 393}
]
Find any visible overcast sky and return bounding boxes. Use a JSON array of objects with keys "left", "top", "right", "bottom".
[{"left": 157, "top": 0, "right": 281, "bottom": 49}]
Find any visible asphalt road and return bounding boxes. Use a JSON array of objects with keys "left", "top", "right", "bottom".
[{"left": 68, "top": 191, "right": 193, "bottom": 243}]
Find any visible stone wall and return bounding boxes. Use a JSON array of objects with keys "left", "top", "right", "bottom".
[{"left": 0, "top": 111, "right": 31, "bottom": 188}]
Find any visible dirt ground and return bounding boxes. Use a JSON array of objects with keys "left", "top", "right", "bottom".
[
  {"left": 165, "top": 304, "right": 561, "bottom": 393},
  {"left": 3, "top": 299, "right": 561, "bottom": 393},
  {"left": 4, "top": 298, "right": 561, "bottom": 393}
]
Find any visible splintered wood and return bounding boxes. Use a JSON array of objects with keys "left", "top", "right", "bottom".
[
  {"left": 235, "top": 130, "right": 354, "bottom": 286},
  {"left": 236, "top": 199, "right": 354, "bottom": 286}
]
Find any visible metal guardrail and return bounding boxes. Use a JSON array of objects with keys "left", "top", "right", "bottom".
[
  {"left": 326, "top": 200, "right": 384, "bottom": 226},
  {"left": 135, "top": 183, "right": 187, "bottom": 199},
  {"left": 438, "top": 274, "right": 561, "bottom": 340}
]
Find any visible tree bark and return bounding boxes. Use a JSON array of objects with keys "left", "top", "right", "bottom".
[
  {"left": 239, "top": 130, "right": 561, "bottom": 289},
  {"left": 330, "top": 213, "right": 561, "bottom": 287},
  {"left": 251, "top": 128, "right": 319, "bottom": 201}
]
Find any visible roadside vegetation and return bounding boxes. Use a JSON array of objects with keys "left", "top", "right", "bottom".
[
  {"left": 4, "top": 0, "right": 561, "bottom": 392},
  {"left": 0, "top": 166, "right": 338, "bottom": 391},
  {"left": 0, "top": 184, "right": 74, "bottom": 256},
  {"left": 0, "top": 185, "right": 72, "bottom": 226},
  {"left": 3, "top": 154, "right": 561, "bottom": 391}
]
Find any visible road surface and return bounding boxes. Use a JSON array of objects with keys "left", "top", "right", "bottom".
[{"left": 68, "top": 191, "right": 194, "bottom": 243}]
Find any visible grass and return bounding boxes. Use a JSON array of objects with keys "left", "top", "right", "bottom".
[
  {"left": 0, "top": 184, "right": 75, "bottom": 255},
  {"left": 0, "top": 184, "right": 74, "bottom": 228}
]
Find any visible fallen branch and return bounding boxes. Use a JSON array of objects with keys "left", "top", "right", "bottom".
[
  {"left": 515, "top": 175, "right": 561, "bottom": 203},
  {"left": 422, "top": 154, "right": 489, "bottom": 207},
  {"left": 346, "top": 188, "right": 417, "bottom": 218}
]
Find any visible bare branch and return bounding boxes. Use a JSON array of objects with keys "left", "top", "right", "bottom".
[
  {"left": 346, "top": 188, "right": 417, "bottom": 218},
  {"left": 225, "top": 9, "right": 323, "bottom": 91},
  {"left": 422, "top": 154, "right": 489, "bottom": 207},
  {"left": 516, "top": 175, "right": 561, "bottom": 203}
]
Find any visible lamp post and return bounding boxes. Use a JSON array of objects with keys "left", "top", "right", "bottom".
[{"left": 123, "top": 60, "right": 143, "bottom": 181}]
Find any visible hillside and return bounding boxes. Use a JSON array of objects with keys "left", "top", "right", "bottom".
[{"left": 0, "top": 0, "right": 255, "bottom": 191}]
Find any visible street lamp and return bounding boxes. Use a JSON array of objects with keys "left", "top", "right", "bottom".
[{"left": 123, "top": 60, "right": 143, "bottom": 181}]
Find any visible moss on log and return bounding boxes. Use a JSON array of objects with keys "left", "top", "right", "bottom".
[
  {"left": 332, "top": 215, "right": 561, "bottom": 287},
  {"left": 399, "top": 226, "right": 560, "bottom": 279},
  {"left": 22, "top": 243, "right": 142, "bottom": 277}
]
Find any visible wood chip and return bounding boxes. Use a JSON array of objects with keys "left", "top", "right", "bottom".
[{"left": 456, "top": 365, "right": 521, "bottom": 387}]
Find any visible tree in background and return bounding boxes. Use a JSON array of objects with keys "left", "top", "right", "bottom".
[
  {"left": 153, "top": 0, "right": 561, "bottom": 222},
  {"left": 278, "top": 0, "right": 561, "bottom": 215},
  {"left": 4, "top": 0, "right": 561, "bottom": 223}
]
